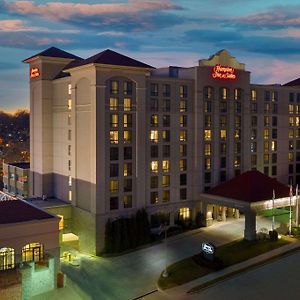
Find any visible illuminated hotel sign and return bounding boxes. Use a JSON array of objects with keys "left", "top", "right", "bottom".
[
  {"left": 30, "top": 67, "right": 40, "bottom": 79},
  {"left": 212, "top": 64, "right": 236, "bottom": 80}
]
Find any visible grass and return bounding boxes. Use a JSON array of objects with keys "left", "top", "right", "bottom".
[
  {"left": 158, "top": 237, "right": 291, "bottom": 290},
  {"left": 258, "top": 207, "right": 290, "bottom": 224}
]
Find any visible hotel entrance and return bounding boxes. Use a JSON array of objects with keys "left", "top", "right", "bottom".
[{"left": 0, "top": 247, "right": 15, "bottom": 270}]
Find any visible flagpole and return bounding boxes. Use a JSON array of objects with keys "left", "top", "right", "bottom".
[
  {"left": 296, "top": 185, "right": 299, "bottom": 226},
  {"left": 272, "top": 189, "right": 275, "bottom": 231},
  {"left": 289, "top": 184, "right": 293, "bottom": 235}
]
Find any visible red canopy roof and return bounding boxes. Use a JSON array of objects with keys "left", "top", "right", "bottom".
[
  {"left": 207, "top": 170, "right": 290, "bottom": 203},
  {"left": 0, "top": 200, "right": 54, "bottom": 224}
]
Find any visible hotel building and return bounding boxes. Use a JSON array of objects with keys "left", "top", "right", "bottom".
[{"left": 23, "top": 47, "right": 300, "bottom": 254}]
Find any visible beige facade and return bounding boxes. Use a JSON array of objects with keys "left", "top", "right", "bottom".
[{"left": 24, "top": 48, "right": 300, "bottom": 254}]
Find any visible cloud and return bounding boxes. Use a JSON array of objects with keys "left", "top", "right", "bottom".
[
  {"left": 96, "top": 31, "right": 126, "bottom": 37},
  {"left": 0, "top": 19, "right": 80, "bottom": 33},
  {"left": 3, "top": 0, "right": 181, "bottom": 22}
]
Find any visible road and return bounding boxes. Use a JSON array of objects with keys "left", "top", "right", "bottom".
[{"left": 59, "top": 217, "right": 275, "bottom": 300}]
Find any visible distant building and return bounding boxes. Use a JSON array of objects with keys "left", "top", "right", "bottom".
[
  {"left": 2, "top": 162, "right": 29, "bottom": 199},
  {"left": 0, "top": 199, "right": 60, "bottom": 299},
  {"left": 23, "top": 47, "right": 300, "bottom": 254}
]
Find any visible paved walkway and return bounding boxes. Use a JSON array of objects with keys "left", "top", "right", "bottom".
[{"left": 150, "top": 238, "right": 300, "bottom": 300}]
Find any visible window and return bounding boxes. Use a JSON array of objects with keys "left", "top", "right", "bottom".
[
  {"left": 68, "top": 145, "right": 71, "bottom": 156},
  {"left": 251, "top": 103, "right": 257, "bottom": 113},
  {"left": 265, "top": 91, "right": 270, "bottom": 101},
  {"left": 180, "top": 99, "right": 187, "bottom": 112},
  {"left": 180, "top": 159, "right": 187, "bottom": 171},
  {"left": 251, "top": 89, "right": 257, "bottom": 101},
  {"left": 289, "top": 141, "right": 294, "bottom": 150},
  {"left": 163, "top": 145, "right": 170, "bottom": 157},
  {"left": 110, "top": 97, "right": 118, "bottom": 110},
  {"left": 180, "top": 115, "right": 187, "bottom": 127},
  {"left": 220, "top": 115, "right": 227, "bottom": 128},
  {"left": 68, "top": 99, "right": 72, "bottom": 110},
  {"left": 234, "top": 156, "right": 240, "bottom": 168},
  {"left": 68, "top": 160, "right": 71, "bottom": 171},
  {"left": 220, "top": 102, "right": 227, "bottom": 113},
  {"left": 180, "top": 144, "right": 187, "bottom": 156},
  {"left": 180, "top": 188, "right": 187, "bottom": 200},
  {"left": 221, "top": 143, "right": 227, "bottom": 155},
  {"left": 272, "top": 166, "right": 277, "bottom": 176},
  {"left": 151, "top": 176, "right": 158, "bottom": 188},
  {"left": 204, "top": 101, "right": 212, "bottom": 113},
  {"left": 150, "top": 161, "right": 158, "bottom": 173},
  {"left": 220, "top": 130, "right": 226, "bottom": 140},
  {"left": 290, "top": 117, "right": 294, "bottom": 127},
  {"left": 150, "top": 83, "right": 158, "bottom": 96},
  {"left": 180, "top": 130, "right": 187, "bottom": 142},
  {"left": 205, "top": 172, "right": 211, "bottom": 184},
  {"left": 22, "top": 243, "right": 43, "bottom": 263},
  {"left": 264, "top": 128, "right": 269, "bottom": 140},
  {"left": 162, "top": 130, "right": 170, "bottom": 142},
  {"left": 289, "top": 164, "right": 294, "bottom": 174},
  {"left": 109, "top": 180, "right": 118, "bottom": 193},
  {"left": 163, "top": 115, "right": 170, "bottom": 127},
  {"left": 150, "top": 130, "right": 159, "bottom": 143},
  {"left": 272, "top": 116, "right": 277, "bottom": 127},
  {"left": 251, "top": 142, "right": 257, "bottom": 153},
  {"left": 124, "top": 98, "right": 132, "bottom": 111},
  {"left": 163, "top": 84, "right": 171, "bottom": 97},
  {"left": 124, "top": 114, "right": 132, "bottom": 128},
  {"left": 124, "top": 178, "right": 132, "bottom": 192},
  {"left": 205, "top": 158, "right": 211, "bottom": 170},
  {"left": 264, "top": 166, "right": 269, "bottom": 176},
  {"left": 151, "top": 114, "right": 158, "bottom": 127},
  {"left": 163, "top": 99, "right": 170, "bottom": 112},
  {"left": 264, "top": 103, "right": 270, "bottom": 114},
  {"left": 68, "top": 129, "right": 72, "bottom": 141},
  {"left": 124, "top": 130, "right": 132, "bottom": 143},
  {"left": 180, "top": 85, "right": 188, "bottom": 98},
  {"left": 234, "top": 88, "right": 242, "bottom": 100},
  {"left": 251, "top": 155, "right": 257, "bottom": 167},
  {"left": 289, "top": 92, "right": 294, "bottom": 103},
  {"left": 251, "top": 116, "right": 257, "bottom": 127},
  {"left": 150, "top": 98, "right": 158, "bottom": 111},
  {"left": 204, "top": 144, "right": 211, "bottom": 156},
  {"left": 289, "top": 104, "right": 294, "bottom": 114},
  {"left": 162, "top": 190, "right": 170, "bottom": 202},
  {"left": 296, "top": 117, "right": 300, "bottom": 127},
  {"left": 124, "top": 147, "right": 132, "bottom": 160},
  {"left": 110, "top": 80, "right": 119, "bottom": 94},
  {"left": 124, "top": 81, "right": 133, "bottom": 95},
  {"left": 150, "top": 191, "right": 158, "bottom": 204},
  {"left": 162, "top": 160, "right": 170, "bottom": 172},
  {"left": 110, "top": 114, "right": 118, "bottom": 128},
  {"left": 235, "top": 116, "right": 241, "bottom": 127},
  {"left": 110, "top": 197, "right": 119, "bottom": 210},
  {"left": 204, "top": 130, "right": 212, "bottom": 141},
  {"left": 162, "top": 175, "right": 170, "bottom": 187},
  {"left": 205, "top": 115, "right": 212, "bottom": 128},
  {"left": 68, "top": 114, "right": 71, "bottom": 125},
  {"left": 264, "top": 154, "right": 269, "bottom": 164},
  {"left": 264, "top": 116, "right": 270, "bottom": 127},
  {"left": 220, "top": 157, "right": 226, "bottom": 168},
  {"left": 123, "top": 195, "right": 132, "bottom": 208},
  {"left": 272, "top": 103, "right": 278, "bottom": 114},
  {"left": 234, "top": 129, "right": 241, "bottom": 140},
  {"left": 151, "top": 145, "right": 159, "bottom": 158},
  {"left": 68, "top": 84, "right": 72, "bottom": 95},
  {"left": 220, "top": 87, "right": 228, "bottom": 100},
  {"left": 110, "top": 164, "right": 119, "bottom": 177},
  {"left": 264, "top": 141, "right": 269, "bottom": 152},
  {"left": 204, "top": 86, "right": 213, "bottom": 99},
  {"left": 272, "top": 153, "right": 277, "bottom": 164},
  {"left": 220, "top": 171, "right": 226, "bottom": 182},
  {"left": 272, "top": 91, "right": 278, "bottom": 102},
  {"left": 235, "top": 102, "right": 241, "bottom": 113},
  {"left": 271, "top": 140, "right": 277, "bottom": 151},
  {"left": 110, "top": 131, "right": 118, "bottom": 144},
  {"left": 272, "top": 129, "right": 277, "bottom": 139},
  {"left": 124, "top": 163, "right": 132, "bottom": 176},
  {"left": 110, "top": 147, "right": 118, "bottom": 160},
  {"left": 288, "top": 152, "right": 294, "bottom": 163},
  {"left": 289, "top": 129, "right": 294, "bottom": 139}
]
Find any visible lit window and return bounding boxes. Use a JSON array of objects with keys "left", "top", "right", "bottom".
[
  {"left": 124, "top": 114, "right": 132, "bottom": 128},
  {"left": 162, "top": 175, "right": 170, "bottom": 187},
  {"left": 180, "top": 115, "right": 187, "bottom": 127},
  {"left": 289, "top": 104, "right": 294, "bottom": 114},
  {"left": 296, "top": 117, "right": 300, "bottom": 126},
  {"left": 22, "top": 243, "right": 43, "bottom": 263},
  {"left": 272, "top": 140, "right": 277, "bottom": 151},
  {"left": 124, "top": 81, "right": 133, "bottom": 95},
  {"left": 234, "top": 88, "right": 242, "bottom": 100},
  {"left": 179, "top": 208, "right": 190, "bottom": 220},
  {"left": 180, "top": 99, "right": 187, "bottom": 112},
  {"left": 289, "top": 141, "right": 294, "bottom": 150},
  {"left": 204, "top": 144, "right": 211, "bottom": 156},
  {"left": 180, "top": 130, "right": 187, "bottom": 142},
  {"left": 264, "top": 116, "right": 270, "bottom": 126},
  {"left": 68, "top": 114, "right": 71, "bottom": 125},
  {"left": 124, "top": 98, "right": 132, "bottom": 111},
  {"left": 271, "top": 91, "right": 278, "bottom": 102},
  {"left": 205, "top": 158, "right": 211, "bottom": 170},
  {"left": 163, "top": 190, "right": 170, "bottom": 202},
  {"left": 264, "top": 103, "right": 270, "bottom": 113},
  {"left": 68, "top": 84, "right": 72, "bottom": 95},
  {"left": 234, "top": 156, "right": 240, "bottom": 168},
  {"left": 68, "top": 175, "right": 72, "bottom": 187},
  {"left": 180, "top": 144, "right": 187, "bottom": 157},
  {"left": 150, "top": 161, "right": 158, "bottom": 173},
  {"left": 68, "top": 99, "right": 72, "bottom": 110},
  {"left": 124, "top": 130, "right": 132, "bottom": 143},
  {"left": 150, "top": 130, "right": 158, "bottom": 143},
  {"left": 0, "top": 248, "right": 15, "bottom": 270},
  {"left": 162, "top": 130, "right": 170, "bottom": 142},
  {"left": 109, "top": 180, "right": 119, "bottom": 193},
  {"left": 204, "top": 130, "right": 211, "bottom": 141},
  {"left": 289, "top": 129, "right": 294, "bottom": 139},
  {"left": 204, "top": 101, "right": 212, "bottom": 113},
  {"left": 264, "top": 128, "right": 269, "bottom": 140},
  {"left": 264, "top": 141, "right": 269, "bottom": 152},
  {"left": 180, "top": 85, "right": 188, "bottom": 98},
  {"left": 151, "top": 114, "right": 158, "bottom": 127},
  {"left": 204, "top": 86, "right": 213, "bottom": 99},
  {"left": 123, "top": 195, "right": 132, "bottom": 208},
  {"left": 110, "top": 131, "right": 119, "bottom": 144},
  {"left": 110, "top": 114, "right": 118, "bottom": 128},
  {"left": 250, "top": 142, "right": 257, "bottom": 153},
  {"left": 110, "top": 80, "right": 119, "bottom": 94},
  {"left": 234, "top": 129, "right": 240, "bottom": 140},
  {"left": 220, "top": 130, "right": 227, "bottom": 140},
  {"left": 68, "top": 190, "right": 72, "bottom": 202},
  {"left": 289, "top": 117, "right": 294, "bottom": 127},
  {"left": 124, "top": 163, "right": 132, "bottom": 176},
  {"left": 264, "top": 154, "right": 269, "bottom": 163},
  {"left": 288, "top": 152, "right": 294, "bottom": 162},
  {"left": 179, "top": 159, "right": 187, "bottom": 171},
  {"left": 220, "top": 87, "right": 228, "bottom": 100},
  {"left": 110, "top": 97, "right": 118, "bottom": 111},
  {"left": 162, "top": 160, "right": 170, "bottom": 172},
  {"left": 205, "top": 115, "right": 212, "bottom": 128},
  {"left": 251, "top": 89, "right": 257, "bottom": 101}
]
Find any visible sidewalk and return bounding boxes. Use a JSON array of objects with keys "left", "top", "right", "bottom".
[{"left": 158, "top": 238, "right": 300, "bottom": 299}]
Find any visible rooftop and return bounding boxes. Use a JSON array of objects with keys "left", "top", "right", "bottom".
[
  {"left": 284, "top": 77, "right": 300, "bottom": 87},
  {"left": 0, "top": 200, "right": 55, "bottom": 224},
  {"left": 7, "top": 162, "right": 30, "bottom": 169},
  {"left": 208, "top": 170, "right": 290, "bottom": 202}
]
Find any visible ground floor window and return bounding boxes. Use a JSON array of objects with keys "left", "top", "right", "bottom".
[
  {"left": 22, "top": 242, "right": 44, "bottom": 262},
  {"left": 0, "top": 247, "right": 15, "bottom": 270},
  {"left": 179, "top": 207, "right": 191, "bottom": 220}
]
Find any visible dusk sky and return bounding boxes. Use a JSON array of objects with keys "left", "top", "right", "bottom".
[{"left": 1, "top": 0, "right": 300, "bottom": 111}]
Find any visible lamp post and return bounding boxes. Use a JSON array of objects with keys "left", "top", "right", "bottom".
[
  {"left": 272, "top": 189, "right": 275, "bottom": 231},
  {"left": 162, "top": 222, "right": 169, "bottom": 278},
  {"left": 289, "top": 185, "right": 293, "bottom": 236}
]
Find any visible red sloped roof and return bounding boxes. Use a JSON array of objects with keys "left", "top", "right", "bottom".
[
  {"left": 0, "top": 200, "right": 54, "bottom": 224},
  {"left": 207, "top": 170, "right": 290, "bottom": 202}
]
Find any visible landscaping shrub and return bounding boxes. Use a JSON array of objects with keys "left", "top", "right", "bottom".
[
  {"left": 193, "top": 253, "right": 224, "bottom": 271},
  {"left": 269, "top": 230, "right": 278, "bottom": 241}
]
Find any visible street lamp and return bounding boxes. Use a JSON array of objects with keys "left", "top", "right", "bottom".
[{"left": 162, "top": 222, "right": 169, "bottom": 278}]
